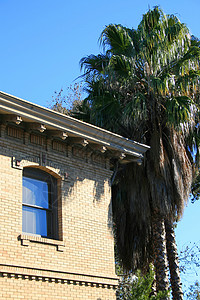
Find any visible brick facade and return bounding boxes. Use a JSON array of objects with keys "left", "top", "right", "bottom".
[
  {"left": 0, "top": 125, "right": 118, "bottom": 299},
  {"left": 0, "top": 92, "right": 148, "bottom": 299}
]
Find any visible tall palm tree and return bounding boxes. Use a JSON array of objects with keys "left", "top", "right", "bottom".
[{"left": 76, "top": 7, "right": 200, "bottom": 299}]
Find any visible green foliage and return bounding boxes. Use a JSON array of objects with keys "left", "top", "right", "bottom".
[
  {"left": 117, "top": 265, "right": 169, "bottom": 300},
  {"left": 48, "top": 7, "right": 200, "bottom": 297},
  {"left": 165, "top": 96, "right": 192, "bottom": 126},
  {"left": 77, "top": 6, "right": 200, "bottom": 276},
  {"left": 77, "top": 6, "right": 200, "bottom": 297},
  {"left": 79, "top": 7, "right": 200, "bottom": 156}
]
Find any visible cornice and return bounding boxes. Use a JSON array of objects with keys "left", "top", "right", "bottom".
[{"left": 0, "top": 91, "right": 150, "bottom": 162}]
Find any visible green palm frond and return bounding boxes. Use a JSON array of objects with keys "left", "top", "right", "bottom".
[
  {"left": 80, "top": 53, "right": 110, "bottom": 76},
  {"left": 109, "top": 55, "right": 133, "bottom": 78},
  {"left": 100, "top": 24, "right": 134, "bottom": 57},
  {"left": 165, "top": 96, "right": 193, "bottom": 126}
]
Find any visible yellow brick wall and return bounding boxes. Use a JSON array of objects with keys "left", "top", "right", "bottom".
[
  {"left": 0, "top": 126, "right": 118, "bottom": 299},
  {"left": 0, "top": 275, "right": 116, "bottom": 299}
]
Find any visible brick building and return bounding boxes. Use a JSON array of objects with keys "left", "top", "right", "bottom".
[{"left": 0, "top": 92, "right": 148, "bottom": 299}]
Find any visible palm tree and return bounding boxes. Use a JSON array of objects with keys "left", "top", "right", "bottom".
[
  {"left": 191, "top": 172, "right": 200, "bottom": 202},
  {"left": 76, "top": 7, "right": 200, "bottom": 299}
]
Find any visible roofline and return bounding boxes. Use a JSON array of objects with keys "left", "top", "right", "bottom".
[{"left": 0, "top": 91, "right": 150, "bottom": 159}]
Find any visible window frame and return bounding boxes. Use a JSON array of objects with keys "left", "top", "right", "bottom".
[{"left": 22, "top": 167, "right": 58, "bottom": 240}]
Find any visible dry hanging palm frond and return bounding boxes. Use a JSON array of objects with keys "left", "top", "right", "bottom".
[{"left": 112, "top": 163, "right": 152, "bottom": 271}]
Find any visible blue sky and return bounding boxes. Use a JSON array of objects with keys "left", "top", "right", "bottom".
[
  {"left": 1, "top": 0, "right": 200, "bottom": 106},
  {"left": 175, "top": 200, "right": 200, "bottom": 292},
  {"left": 0, "top": 0, "right": 199, "bottom": 295}
]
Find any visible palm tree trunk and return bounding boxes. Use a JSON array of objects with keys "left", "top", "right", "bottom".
[
  {"left": 165, "top": 219, "right": 183, "bottom": 300},
  {"left": 152, "top": 211, "right": 170, "bottom": 299}
]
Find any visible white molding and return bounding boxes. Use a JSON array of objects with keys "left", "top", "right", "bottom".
[{"left": 0, "top": 91, "right": 150, "bottom": 160}]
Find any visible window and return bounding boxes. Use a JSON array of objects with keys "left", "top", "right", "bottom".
[{"left": 22, "top": 168, "right": 58, "bottom": 239}]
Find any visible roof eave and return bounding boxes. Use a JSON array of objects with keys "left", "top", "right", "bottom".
[{"left": 0, "top": 91, "right": 150, "bottom": 161}]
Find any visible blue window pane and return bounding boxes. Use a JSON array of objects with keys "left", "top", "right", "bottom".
[
  {"left": 22, "top": 206, "right": 47, "bottom": 236},
  {"left": 23, "top": 177, "right": 49, "bottom": 209}
]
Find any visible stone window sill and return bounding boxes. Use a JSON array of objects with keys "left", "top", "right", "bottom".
[{"left": 19, "top": 234, "right": 65, "bottom": 252}]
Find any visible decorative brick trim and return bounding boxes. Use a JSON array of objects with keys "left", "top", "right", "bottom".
[
  {"left": 0, "top": 271, "right": 118, "bottom": 290},
  {"left": 0, "top": 264, "right": 118, "bottom": 287}
]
